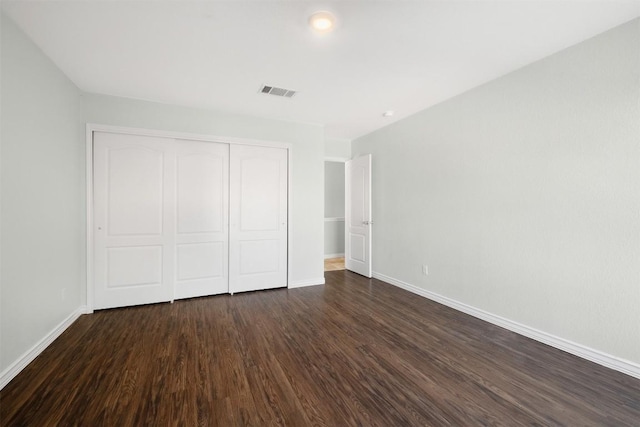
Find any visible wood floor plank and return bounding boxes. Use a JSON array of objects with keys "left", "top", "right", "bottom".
[{"left": 2, "top": 270, "right": 639, "bottom": 426}]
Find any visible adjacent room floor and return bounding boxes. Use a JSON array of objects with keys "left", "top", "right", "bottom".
[
  {"left": 2, "top": 271, "right": 639, "bottom": 426},
  {"left": 324, "top": 257, "right": 345, "bottom": 271}
]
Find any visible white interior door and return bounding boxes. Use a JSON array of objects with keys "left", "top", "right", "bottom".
[
  {"left": 174, "top": 140, "right": 229, "bottom": 299},
  {"left": 229, "top": 145, "right": 288, "bottom": 293},
  {"left": 345, "top": 154, "right": 372, "bottom": 277},
  {"left": 93, "top": 132, "right": 175, "bottom": 309}
]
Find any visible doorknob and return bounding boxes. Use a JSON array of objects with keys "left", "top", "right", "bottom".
[{"left": 362, "top": 221, "right": 374, "bottom": 225}]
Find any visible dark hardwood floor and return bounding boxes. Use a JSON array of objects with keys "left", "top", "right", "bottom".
[{"left": 2, "top": 271, "right": 639, "bottom": 426}]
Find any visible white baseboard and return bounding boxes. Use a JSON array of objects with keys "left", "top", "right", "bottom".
[
  {"left": 372, "top": 272, "right": 640, "bottom": 380},
  {"left": 0, "top": 305, "right": 89, "bottom": 390},
  {"left": 324, "top": 253, "right": 345, "bottom": 259},
  {"left": 289, "top": 277, "right": 326, "bottom": 288}
]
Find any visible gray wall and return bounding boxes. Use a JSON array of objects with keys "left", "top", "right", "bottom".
[
  {"left": 325, "top": 162, "right": 345, "bottom": 218},
  {"left": 325, "top": 138, "right": 351, "bottom": 159},
  {"left": 324, "top": 222, "right": 345, "bottom": 257},
  {"left": 324, "top": 161, "right": 345, "bottom": 256},
  {"left": 1, "top": 14, "right": 85, "bottom": 373},
  {"left": 352, "top": 19, "right": 640, "bottom": 364}
]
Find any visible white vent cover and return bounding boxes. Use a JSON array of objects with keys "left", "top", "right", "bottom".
[{"left": 260, "top": 85, "right": 296, "bottom": 98}]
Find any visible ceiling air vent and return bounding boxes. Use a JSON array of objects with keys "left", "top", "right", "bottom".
[{"left": 260, "top": 84, "right": 296, "bottom": 98}]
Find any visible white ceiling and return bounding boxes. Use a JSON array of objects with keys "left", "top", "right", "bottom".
[{"left": 3, "top": 1, "right": 639, "bottom": 140}]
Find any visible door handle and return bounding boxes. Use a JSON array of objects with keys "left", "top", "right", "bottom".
[{"left": 362, "top": 221, "right": 374, "bottom": 225}]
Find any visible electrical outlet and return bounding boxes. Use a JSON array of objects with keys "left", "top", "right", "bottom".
[{"left": 422, "top": 265, "right": 428, "bottom": 275}]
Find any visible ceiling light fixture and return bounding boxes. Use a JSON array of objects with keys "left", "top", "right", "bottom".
[
  {"left": 383, "top": 110, "right": 394, "bottom": 117},
  {"left": 309, "top": 11, "right": 336, "bottom": 34}
]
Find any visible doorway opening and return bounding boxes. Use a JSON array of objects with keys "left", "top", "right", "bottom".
[{"left": 324, "top": 160, "right": 345, "bottom": 271}]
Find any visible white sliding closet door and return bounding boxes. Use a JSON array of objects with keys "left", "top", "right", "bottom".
[
  {"left": 93, "top": 132, "right": 176, "bottom": 309},
  {"left": 93, "top": 131, "right": 289, "bottom": 309},
  {"left": 174, "top": 140, "right": 229, "bottom": 299},
  {"left": 229, "top": 145, "right": 288, "bottom": 293}
]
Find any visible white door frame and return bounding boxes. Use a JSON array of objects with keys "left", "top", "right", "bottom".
[{"left": 85, "top": 123, "right": 293, "bottom": 313}]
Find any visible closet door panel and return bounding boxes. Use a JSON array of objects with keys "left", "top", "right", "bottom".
[
  {"left": 239, "top": 240, "right": 279, "bottom": 274},
  {"left": 238, "top": 157, "right": 280, "bottom": 230},
  {"left": 229, "top": 145, "right": 287, "bottom": 293},
  {"left": 93, "top": 132, "right": 175, "bottom": 309},
  {"left": 174, "top": 140, "right": 229, "bottom": 299},
  {"left": 106, "top": 148, "right": 164, "bottom": 236},
  {"left": 107, "top": 246, "right": 163, "bottom": 288}
]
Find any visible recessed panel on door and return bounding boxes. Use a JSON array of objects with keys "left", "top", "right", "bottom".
[
  {"left": 230, "top": 145, "right": 288, "bottom": 293},
  {"left": 239, "top": 239, "right": 279, "bottom": 274},
  {"left": 93, "top": 132, "right": 176, "bottom": 309},
  {"left": 177, "top": 242, "right": 224, "bottom": 280},
  {"left": 177, "top": 153, "right": 225, "bottom": 234},
  {"left": 240, "top": 158, "right": 280, "bottom": 231},
  {"left": 348, "top": 234, "right": 366, "bottom": 263},
  {"left": 107, "top": 246, "right": 163, "bottom": 288},
  {"left": 107, "top": 148, "right": 164, "bottom": 236},
  {"left": 174, "top": 140, "right": 229, "bottom": 299}
]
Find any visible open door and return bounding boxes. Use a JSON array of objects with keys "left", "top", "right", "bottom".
[{"left": 345, "top": 154, "right": 372, "bottom": 277}]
